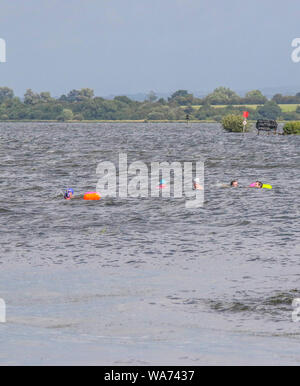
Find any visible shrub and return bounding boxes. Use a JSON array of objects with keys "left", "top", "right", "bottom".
[
  {"left": 214, "top": 115, "right": 223, "bottom": 122},
  {"left": 221, "top": 114, "right": 251, "bottom": 133},
  {"left": 195, "top": 104, "right": 216, "bottom": 120},
  {"left": 57, "top": 108, "right": 74, "bottom": 121},
  {"left": 74, "top": 113, "right": 84, "bottom": 121},
  {"left": 283, "top": 121, "right": 300, "bottom": 135},
  {"left": 256, "top": 101, "right": 281, "bottom": 120},
  {"left": 281, "top": 112, "right": 300, "bottom": 121},
  {"left": 146, "top": 111, "right": 166, "bottom": 120}
]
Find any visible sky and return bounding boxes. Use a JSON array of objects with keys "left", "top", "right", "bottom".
[{"left": 0, "top": 0, "right": 300, "bottom": 98}]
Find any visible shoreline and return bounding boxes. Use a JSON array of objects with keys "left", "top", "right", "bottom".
[
  {"left": 0, "top": 119, "right": 294, "bottom": 124},
  {"left": 0, "top": 119, "right": 217, "bottom": 124}
]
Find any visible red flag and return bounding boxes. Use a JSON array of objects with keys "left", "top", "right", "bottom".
[{"left": 243, "top": 111, "right": 249, "bottom": 118}]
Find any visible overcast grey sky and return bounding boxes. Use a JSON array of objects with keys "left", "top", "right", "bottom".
[{"left": 0, "top": 0, "right": 299, "bottom": 97}]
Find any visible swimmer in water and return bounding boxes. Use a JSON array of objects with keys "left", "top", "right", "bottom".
[
  {"left": 249, "top": 181, "right": 263, "bottom": 189},
  {"left": 193, "top": 178, "right": 203, "bottom": 190},
  {"left": 64, "top": 188, "right": 74, "bottom": 199},
  {"left": 157, "top": 179, "right": 167, "bottom": 189},
  {"left": 230, "top": 180, "right": 238, "bottom": 188}
]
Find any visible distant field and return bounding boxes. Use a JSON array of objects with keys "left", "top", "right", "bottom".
[
  {"left": 187, "top": 104, "right": 300, "bottom": 112},
  {"left": 278, "top": 104, "right": 300, "bottom": 112}
]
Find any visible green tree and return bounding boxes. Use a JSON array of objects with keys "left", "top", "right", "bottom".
[
  {"left": 39, "top": 91, "right": 53, "bottom": 103},
  {"left": 272, "top": 93, "right": 300, "bottom": 104},
  {"left": 183, "top": 105, "right": 194, "bottom": 115},
  {"left": 195, "top": 104, "right": 216, "bottom": 120},
  {"left": 66, "top": 88, "right": 94, "bottom": 102},
  {"left": 204, "top": 87, "right": 241, "bottom": 105},
  {"left": 272, "top": 93, "right": 284, "bottom": 104},
  {"left": 281, "top": 111, "right": 300, "bottom": 121},
  {"left": 243, "top": 90, "right": 267, "bottom": 104},
  {"left": 147, "top": 91, "right": 157, "bottom": 103},
  {"left": 79, "top": 88, "right": 94, "bottom": 100},
  {"left": 58, "top": 108, "right": 74, "bottom": 121},
  {"left": 74, "top": 113, "right": 84, "bottom": 121},
  {"left": 147, "top": 111, "right": 166, "bottom": 120},
  {"left": 114, "top": 96, "right": 133, "bottom": 104},
  {"left": 170, "top": 90, "right": 189, "bottom": 99},
  {"left": 168, "top": 90, "right": 194, "bottom": 105},
  {"left": 24, "top": 89, "right": 40, "bottom": 105},
  {"left": 256, "top": 101, "right": 281, "bottom": 119},
  {"left": 0, "top": 87, "right": 14, "bottom": 103},
  {"left": 157, "top": 98, "right": 166, "bottom": 105}
]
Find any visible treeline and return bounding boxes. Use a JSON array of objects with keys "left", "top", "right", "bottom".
[{"left": 0, "top": 86, "right": 300, "bottom": 121}]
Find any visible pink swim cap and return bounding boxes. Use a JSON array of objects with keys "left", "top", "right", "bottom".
[{"left": 249, "top": 183, "right": 256, "bottom": 187}]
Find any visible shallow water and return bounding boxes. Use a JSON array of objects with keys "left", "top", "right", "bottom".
[{"left": 0, "top": 122, "right": 299, "bottom": 365}]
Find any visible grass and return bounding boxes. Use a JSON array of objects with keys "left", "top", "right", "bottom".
[{"left": 278, "top": 104, "right": 300, "bottom": 112}]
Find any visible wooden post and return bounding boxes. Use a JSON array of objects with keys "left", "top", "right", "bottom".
[{"left": 186, "top": 114, "right": 190, "bottom": 126}]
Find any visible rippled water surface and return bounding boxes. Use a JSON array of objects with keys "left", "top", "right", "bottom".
[{"left": 0, "top": 122, "right": 299, "bottom": 365}]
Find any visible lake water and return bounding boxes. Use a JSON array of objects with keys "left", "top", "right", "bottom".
[{"left": 0, "top": 122, "right": 299, "bottom": 365}]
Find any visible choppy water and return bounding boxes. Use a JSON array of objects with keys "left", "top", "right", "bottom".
[{"left": 0, "top": 122, "right": 299, "bottom": 365}]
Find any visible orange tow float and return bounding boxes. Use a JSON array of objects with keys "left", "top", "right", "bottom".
[{"left": 83, "top": 192, "right": 101, "bottom": 200}]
